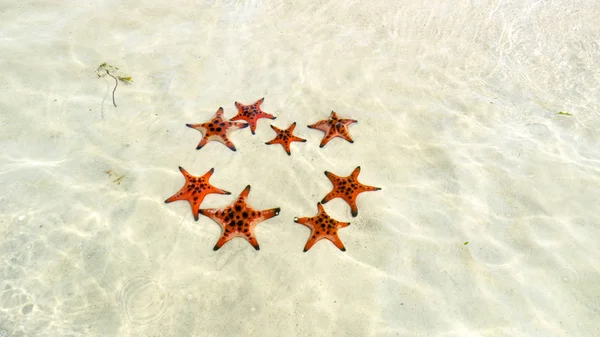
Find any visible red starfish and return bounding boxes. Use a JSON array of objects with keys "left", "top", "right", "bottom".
[
  {"left": 321, "top": 166, "right": 381, "bottom": 217},
  {"left": 307, "top": 111, "right": 357, "bottom": 148},
  {"left": 265, "top": 122, "right": 307, "bottom": 155},
  {"left": 199, "top": 185, "right": 280, "bottom": 251},
  {"left": 294, "top": 203, "right": 350, "bottom": 252},
  {"left": 186, "top": 107, "right": 248, "bottom": 151},
  {"left": 231, "top": 98, "right": 276, "bottom": 135},
  {"left": 164, "top": 167, "right": 231, "bottom": 221}
]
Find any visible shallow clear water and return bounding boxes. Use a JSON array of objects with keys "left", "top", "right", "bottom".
[{"left": 1, "top": 1, "right": 600, "bottom": 336}]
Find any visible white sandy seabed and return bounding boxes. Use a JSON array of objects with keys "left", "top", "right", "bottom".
[{"left": 1, "top": 1, "right": 600, "bottom": 336}]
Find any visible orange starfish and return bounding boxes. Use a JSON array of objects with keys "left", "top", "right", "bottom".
[
  {"left": 231, "top": 98, "right": 276, "bottom": 135},
  {"left": 186, "top": 107, "right": 248, "bottom": 151},
  {"left": 294, "top": 203, "right": 350, "bottom": 252},
  {"left": 321, "top": 166, "right": 381, "bottom": 217},
  {"left": 199, "top": 185, "right": 280, "bottom": 251},
  {"left": 164, "top": 167, "right": 231, "bottom": 221},
  {"left": 265, "top": 122, "right": 307, "bottom": 155},
  {"left": 307, "top": 111, "right": 357, "bottom": 148}
]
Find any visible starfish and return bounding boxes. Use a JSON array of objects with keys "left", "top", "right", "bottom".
[
  {"left": 164, "top": 167, "right": 231, "bottom": 221},
  {"left": 265, "top": 122, "right": 307, "bottom": 155},
  {"left": 186, "top": 107, "right": 248, "bottom": 151},
  {"left": 294, "top": 203, "right": 350, "bottom": 252},
  {"left": 231, "top": 98, "right": 276, "bottom": 135},
  {"left": 307, "top": 111, "right": 357, "bottom": 148},
  {"left": 199, "top": 185, "right": 280, "bottom": 251},
  {"left": 321, "top": 166, "right": 381, "bottom": 217}
]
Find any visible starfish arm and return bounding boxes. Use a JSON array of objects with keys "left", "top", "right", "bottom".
[
  {"left": 226, "top": 121, "right": 250, "bottom": 132},
  {"left": 294, "top": 217, "right": 318, "bottom": 252},
  {"left": 290, "top": 135, "right": 307, "bottom": 143},
  {"left": 198, "top": 208, "right": 218, "bottom": 219},
  {"left": 331, "top": 122, "right": 355, "bottom": 144},
  {"left": 238, "top": 185, "right": 251, "bottom": 200},
  {"left": 247, "top": 121, "right": 258, "bottom": 134},
  {"left": 257, "top": 112, "right": 276, "bottom": 120},
  {"left": 213, "top": 232, "right": 236, "bottom": 251},
  {"left": 319, "top": 134, "right": 333, "bottom": 147},
  {"left": 319, "top": 132, "right": 337, "bottom": 147},
  {"left": 265, "top": 139, "right": 293, "bottom": 155},
  {"left": 201, "top": 167, "right": 215, "bottom": 179},
  {"left": 221, "top": 137, "right": 238, "bottom": 151},
  {"left": 258, "top": 207, "right": 281, "bottom": 220},
  {"left": 348, "top": 200, "right": 359, "bottom": 217},
  {"left": 189, "top": 200, "right": 204, "bottom": 221},
  {"left": 164, "top": 167, "right": 192, "bottom": 202},
  {"left": 337, "top": 132, "right": 355, "bottom": 144},
  {"left": 341, "top": 118, "right": 358, "bottom": 125},
  {"left": 178, "top": 166, "right": 193, "bottom": 179},
  {"left": 320, "top": 191, "right": 337, "bottom": 204},
  {"left": 254, "top": 97, "right": 264, "bottom": 107},
  {"left": 282, "top": 144, "right": 292, "bottom": 156},
  {"left": 165, "top": 191, "right": 205, "bottom": 220},
  {"left": 316, "top": 202, "right": 326, "bottom": 214},
  {"left": 208, "top": 186, "right": 231, "bottom": 195},
  {"left": 327, "top": 235, "right": 347, "bottom": 251},
  {"left": 321, "top": 172, "right": 340, "bottom": 203},
  {"left": 229, "top": 114, "right": 242, "bottom": 122},
  {"left": 245, "top": 233, "right": 260, "bottom": 250},
  {"left": 353, "top": 167, "right": 382, "bottom": 190},
  {"left": 185, "top": 123, "right": 205, "bottom": 132},
  {"left": 324, "top": 170, "right": 340, "bottom": 183},
  {"left": 186, "top": 124, "right": 211, "bottom": 150},
  {"left": 195, "top": 136, "right": 209, "bottom": 150},
  {"left": 164, "top": 189, "right": 187, "bottom": 203},
  {"left": 293, "top": 216, "right": 309, "bottom": 225},
  {"left": 302, "top": 233, "right": 321, "bottom": 252},
  {"left": 307, "top": 120, "right": 329, "bottom": 132},
  {"left": 359, "top": 184, "right": 382, "bottom": 192}
]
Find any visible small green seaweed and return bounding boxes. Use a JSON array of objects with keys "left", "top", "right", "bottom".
[
  {"left": 117, "top": 76, "right": 132, "bottom": 83},
  {"left": 96, "top": 63, "right": 133, "bottom": 107},
  {"left": 464, "top": 241, "right": 469, "bottom": 245},
  {"left": 105, "top": 169, "right": 126, "bottom": 185},
  {"left": 113, "top": 175, "right": 126, "bottom": 185},
  {"left": 558, "top": 111, "right": 572, "bottom": 116}
]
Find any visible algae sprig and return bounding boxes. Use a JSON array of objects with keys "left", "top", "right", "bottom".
[{"left": 96, "top": 63, "right": 132, "bottom": 107}]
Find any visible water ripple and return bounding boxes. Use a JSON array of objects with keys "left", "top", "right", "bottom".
[{"left": 117, "top": 276, "right": 168, "bottom": 326}]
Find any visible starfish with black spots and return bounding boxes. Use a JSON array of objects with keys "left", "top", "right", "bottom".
[
  {"left": 265, "top": 122, "right": 307, "bottom": 155},
  {"left": 164, "top": 167, "right": 231, "bottom": 221},
  {"left": 294, "top": 203, "right": 350, "bottom": 252},
  {"left": 186, "top": 107, "right": 248, "bottom": 151},
  {"left": 199, "top": 185, "right": 280, "bottom": 251},
  {"left": 231, "top": 98, "right": 276, "bottom": 135},
  {"left": 308, "top": 111, "right": 357, "bottom": 147},
  {"left": 321, "top": 166, "right": 381, "bottom": 217}
]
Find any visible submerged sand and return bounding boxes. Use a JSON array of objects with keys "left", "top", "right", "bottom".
[{"left": 1, "top": 1, "right": 600, "bottom": 336}]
